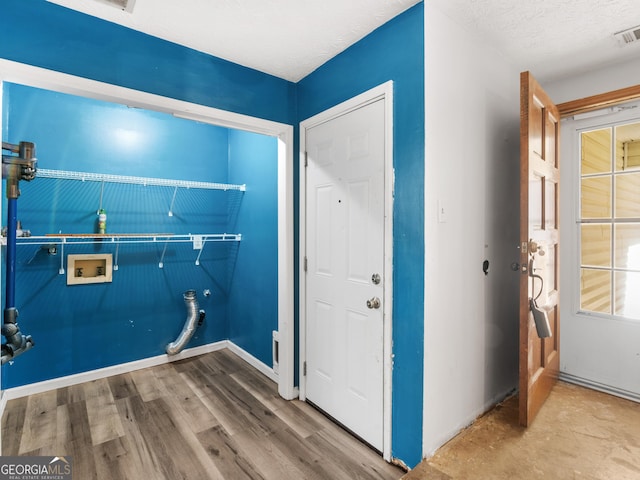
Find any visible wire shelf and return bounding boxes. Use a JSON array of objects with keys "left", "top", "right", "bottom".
[
  {"left": 2, "top": 233, "right": 242, "bottom": 272},
  {"left": 37, "top": 168, "right": 246, "bottom": 191},
  {"left": 2, "top": 233, "right": 242, "bottom": 247}
]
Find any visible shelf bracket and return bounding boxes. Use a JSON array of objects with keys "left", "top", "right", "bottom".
[
  {"left": 98, "top": 180, "right": 105, "bottom": 213},
  {"left": 58, "top": 240, "right": 65, "bottom": 275},
  {"left": 168, "top": 186, "right": 178, "bottom": 217},
  {"left": 113, "top": 240, "right": 120, "bottom": 271},
  {"left": 195, "top": 237, "right": 207, "bottom": 266},
  {"left": 159, "top": 239, "right": 168, "bottom": 268}
]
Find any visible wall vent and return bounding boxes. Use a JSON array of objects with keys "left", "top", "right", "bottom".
[
  {"left": 92, "top": 0, "right": 136, "bottom": 12},
  {"left": 614, "top": 26, "right": 640, "bottom": 46}
]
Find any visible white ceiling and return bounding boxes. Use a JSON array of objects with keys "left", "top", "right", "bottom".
[
  {"left": 430, "top": 0, "right": 640, "bottom": 84},
  {"left": 47, "top": 0, "right": 640, "bottom": 84}
]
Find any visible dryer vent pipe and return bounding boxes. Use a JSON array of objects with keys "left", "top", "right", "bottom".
[{"left": 166, "top": 289, "right": 205, "bottom": 355}]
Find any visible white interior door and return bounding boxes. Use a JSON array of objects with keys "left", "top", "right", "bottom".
[{"left": 304, "top": 98, "right": 385, "bottom": 450}]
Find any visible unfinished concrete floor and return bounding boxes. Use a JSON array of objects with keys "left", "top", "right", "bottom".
[{"left": 404, "top": 381, "right": 640, "bottom": 480}]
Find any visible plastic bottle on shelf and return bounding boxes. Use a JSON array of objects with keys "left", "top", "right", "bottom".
[{"left": 98, "top": 209, "right": 107, "bottom": 234}]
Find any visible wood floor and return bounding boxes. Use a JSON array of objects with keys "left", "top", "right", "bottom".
[{"left": 1, "top": 349, "right": 403, "bottom": 480}]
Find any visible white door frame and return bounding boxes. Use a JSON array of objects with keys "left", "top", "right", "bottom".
[
  {"left": 0, "top": 59, "right": 297, "bottom": 401},
  {"left": 559, "top": 103, "right": 640, "bottom": 401},
  {"left": 299, "top": 81, "right": 394, "bottom": 460}
]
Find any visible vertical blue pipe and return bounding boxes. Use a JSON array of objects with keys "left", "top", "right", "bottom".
[{"left": 5, "top": 197, "right": 17, "bottom": 309}]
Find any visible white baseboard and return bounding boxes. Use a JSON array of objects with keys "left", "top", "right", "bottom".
[
  {"left": 227, "top": 341, "right": 278, "bottom": 383},
  {"left": 559, "top": 372, "right": 640, "bottom": 403}
]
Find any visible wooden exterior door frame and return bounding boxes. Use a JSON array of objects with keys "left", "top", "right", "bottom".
[
  {"left": 298, "top": 81, "right": 394, "bottom": 461},
  {"left": 557, "top": 84, "right": 640, "bottom": 118}
]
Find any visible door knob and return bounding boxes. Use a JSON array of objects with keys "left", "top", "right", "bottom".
[{"left": 366, "top": 297, "right": 381, "bottom": 309}]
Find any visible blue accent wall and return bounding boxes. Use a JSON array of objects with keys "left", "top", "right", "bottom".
[
  {"left": 1, "top": 83, "right": 277, "bottom": 388},
  {"left": 0, "top": 0, "right": 286, "bottom": 387},
  {"left": 297, "top": 3, "right": 425, "bottom": 467},
  {"left": 0, "top": 0, "right": 296, "bottom": 125}
]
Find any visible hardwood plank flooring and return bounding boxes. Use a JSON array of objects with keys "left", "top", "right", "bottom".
[
  {"left": 84, "top": 378, "right": 126, "bottom": 446},
  {"left": 2, "top": 349, "right": 403, "bottom": 480},
  {"left": 19, "top": 390, "right": 58, "bottom": 453}
]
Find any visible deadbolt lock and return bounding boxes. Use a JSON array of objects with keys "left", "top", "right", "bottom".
[
  {"left": 528, "top": 239, "right": 546, "bottom": 256},
  {"left": 371, "top": 273, "right": 381, "bottom": 285}
]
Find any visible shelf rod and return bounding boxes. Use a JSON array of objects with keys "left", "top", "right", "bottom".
[
  {"left": 37, "top": 168, "right": 246, "bottom": 192},
  {"left": 114, "top": 241, "right": 120, "bottom": 271}
]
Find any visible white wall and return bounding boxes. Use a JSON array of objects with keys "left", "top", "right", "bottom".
[
  {"left": 546, "top": 65, "right": 640, "bottom": 401},
  {"left": 544, "top": 57, "right": 640, "bottom": 104},
  {"left": 422, "top": 6, "right": 640, "bottom": 459},
  {"left": 423, "top": 3, "right": 521, "bottom": 457}
]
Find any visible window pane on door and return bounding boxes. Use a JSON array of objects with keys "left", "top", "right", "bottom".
[
  {"left": 581, "top": 176, "right": 611, "bottom": 219},
  {"left": 580, "top": 268, "right": 611, "bottom": 314},
  {"left": 614, "top": 271, "right": 640, "bottom": 319},
  {"left": 614, "top": 224, "right": 640, "bottom": 269},
  {"left": 581, "top": 128, "right": 611, "bottom": 174},
  {"left": 615, "top": 122, "right": 640, "bottom": 172},
  {"left": 615, "top": 172, "right": 640, "bottom": 218},
  {"left": 581, "top": 224, "right": 611, "bottom": 267}
]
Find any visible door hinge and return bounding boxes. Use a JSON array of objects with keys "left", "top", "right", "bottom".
[
  {"left": 304, "top": 151, "right": 308, "bottom": 167},
  {"left": 303, "top": 361, "right": 307, "bottom": 376},
  {"left": 304, "top": 256, "right": 308, "bottom": 272}
]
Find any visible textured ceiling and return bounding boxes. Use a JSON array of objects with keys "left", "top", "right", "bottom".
[
  {"left": 430, "top": 0, "right": 640, "bottom": 83},
  {"left": 46, "top": 0, "right": 421, "bottom": 82},
  {"left": 46, "top": 0, "right": 640, "bottom": 84}
]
